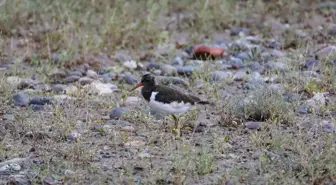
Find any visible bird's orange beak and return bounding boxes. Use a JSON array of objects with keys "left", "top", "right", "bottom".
[{"left": 131, "top": 82, "right": 142, "bottom": 91}]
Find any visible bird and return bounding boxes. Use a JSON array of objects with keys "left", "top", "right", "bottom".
[{"left": 130, "top": 73, "right": 209, "bottom": 136}]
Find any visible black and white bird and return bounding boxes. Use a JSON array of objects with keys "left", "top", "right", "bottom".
[{"left": 131, "top": 74, "right": 209, "bottom": 136}]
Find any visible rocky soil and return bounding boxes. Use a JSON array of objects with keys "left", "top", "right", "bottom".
[{"left": 0, "top": 1, "right": 336, "bottom": 185}]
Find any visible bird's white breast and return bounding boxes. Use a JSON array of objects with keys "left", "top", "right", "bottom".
[{"left": 149, "top": 92, "right": 192, "bottom": 114}]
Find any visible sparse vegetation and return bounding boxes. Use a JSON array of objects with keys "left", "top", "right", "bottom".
[{"left": 1, "top": 0, "right": 336, "bottom": 184}]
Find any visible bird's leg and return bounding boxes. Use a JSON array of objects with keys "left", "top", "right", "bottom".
[{"left": 172, "top": 114, "right": 181, "bottom": 137}]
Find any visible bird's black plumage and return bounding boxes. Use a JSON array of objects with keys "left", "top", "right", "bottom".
[{"left": 139, "top": 74, "right": 209, "bottom": 105}]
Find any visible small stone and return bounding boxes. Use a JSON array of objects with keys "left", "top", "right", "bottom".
[
  {"left": 67, "top": 71, "right": 83, "bottom": 77},
  {"left": 307, "top": 93, "right": 326, "bottom": 107},
  {"left": 125, "top": 96, "right": 141, "bottom": 104},
  {"left": 322, "top": 121, "right": 336, "bottom": 133},
  {"left": 248, "top": 62, "right": 264, "bottom": 73},
  {"left": 30, "top": 104, "right": 45, "bottom": 111},
  {"left": 231, "top": 27, "right": 250, "bottom": 36},
  {"left": 43, "top": 176, "right": 60, "bottom": 185},
  {"left": 265, "top": 62, "right": 288, "bottom": 72},
  {"left": 29, "top": 96, "right": 52, "bottom": 105},
  {"left": 138, "top": 149, "right": 152, "bottom": 158},
  {"left": 245, "top": 121, "right": 262, "bottom": 129},
  {"left": 86, "top": 69, "right": 98, "bottom": 78},
  {"left": 51, "top": 84, "right": 66, "bottom": 93},
  {"left": 79, "top": 77, "right": 94, "bottom": 85},
  {"left": 49, "top": 69, "right": 67, "bottom": 79},
  {"left": 3, "top": 114, "right": 15, "bottom": 121},
  {"left": 160, "top": 64, "right": 177, "bottom": 76},
  {"left": 171, "top": 56, "right": 184, "bottom": 66},
  {"left": 157, "top": 76, "right": 189, "bottom": 87},
  {"left": 304, "top": 59, "right": 320, "bottom": 71},
  {"left": 121, "top": 126, "right": 135, "bottom": 132},
  {"left": 109, "top": 107, "right": 128, "bottom": 120},
  {"left": 67, "top": 130, "right": 81, "bottom": 142},
  {"left": 211, "top": 71, "right": 233, "bottom": 82},
  {"left": 235, "top": 52, "right": 252, "bottom": 61},
  {"left": 64, "top": 85, "right": 78, "bottom": 95},
  {"left": 63, "top": 75, "right": 80, "bottom": 83},
  {"left": 328, "top": 25, "right": 336, "bottom": 35},
  {"left": 229, "top": 56, "right": 244, "bottom": 69},
  {"left": 120, "top": 72, "right": 137, "bottom": 85},
  {"left": 0, "top": 163, "right": 21, "bottom": 175},
  {"left": 233, "top": 70, "right": 247, "bottom": 81},
  {"left": 177, "top": 66, "right": 199, "bottom": 75},
  {"left": 7, "top": 76, "right": 23, "bottom": 87},
  {"left": 89, "top": 81, "right": 116, "bottom": 95},
  {"left": 124, "top": 140, "right": 146, "bottom": 147},
  {"left": 17, "top": 79, "right": 38, "bottom": 90},
  {"left": 298, "top": 104, "right": 309, "bottom": 114},
  {"left": 123, "top": 60, "right": 137, "bottom": 69},
  {"left": 13, "top": 92, "right": 29, "bottom": 106},
  {"left": 315, "top": 46, "right": 336, "bottom": 60}
]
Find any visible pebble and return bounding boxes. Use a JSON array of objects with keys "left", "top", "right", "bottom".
[
  {"left": 211, "top": 71, "right": 233, "bottom": 82},
  {"left": 3, "top": 114, "right": 15, "bottom": 121},
  {"left": 30, "top": 104, "right": 45, "bottom": 111},
  {"left": 306, "top": 93, "right": 326, "bottom": 107},
  {"left": 245, "top": 121, "right": 262, "bottom": 129},
  {"left": 89, "top": 81, "right": 116, "bottom": 95},
  {"left": 13, "top": 92, "right": 29, "bottom": 106},
  {"left": 177, "top": 66, "right": 199, "bottom": 75},
  {"left": 247, "top": 62, "right": 263, "bottom": 73},
  {"left": 157, "top": 76, "right": 189, "bottom": 87},
  {"left": 120, "top": 72, "right": 137, "bottom": 85},
  {"left": 229, "top": 56, "right": 244, "bottom": 69},
  {"left": 29, "top": 96, "right": 52, "bottom": 105},
  {"left": 316, "top": 46, "right": 336, "bottom": 60},
  {"left": 109, "top": 107, "right": 128, "bottom": 120},
  {"left": 49, "top": 69, "right": 67, "bottom": 79},
  {"left": 265, "top": 61, "right": 288, "bottom": 72},
  {"left": 62, "top": 85, "right": 77, "bottom": 95},
  {"left": 123, "top": 60, "right": 137, "bottom": 69},
  {"left": 7, "top": 76, "right": 22, "bottom": 87},
  {"left": 171, "top": 56, "right": 184, "bottom": 66},
  {"left": 51, "top": 84, "right": 66, "bottom": 93},
  {"left": 328, "top": 26, "right": 336, "bottom": 35},
  {"left": 160, "top": 64, "right": 177, "bottom": 76},
  {"left": 67, "top": 130, "right": 81, "bottom": 142},
  {"left": 124, "top": 140, "right": 146, "bottom": 147},
  {"left": 67, "top": 71, "right": 83, "bottom": 77},
  {"left": 63, "top": 75, "right": 80, "bottom": 83},
  {"left": 86, "top": 69, "right": 98, "bottom": 78},
  {"left": 230, "top": 27, "right": 250, "bottom": 36},
  {"left": 17, "top": 79, "right": 38, "bottom": 90},
  {"left": 43, "top": 176, "right": 60, "bottom": 185},
  {"left": 79, "top": 77, "right": 94, "bottom": 85},
  {"left": 322, "top": 121, "right": 336, "bottom": 133},
  {"left": 235, "top": 52, "right": 252, "bottom": 61},
  {"left": 125, "top": 96, "right": 141, "bottom": 104},
  {"left": 101, "top": 72, "right": 115, "bottom": 83},
  {"left": 233, "top": 70, "right": 247, "bottom": 81},
  {"left": 298, "top": 104, "right": 309, "bottom": 114},
  {"left": 0, "top": 163, "right": 21, "bottom": 172},
  {"left": 121, "top": 125, "right": 135, "bottom": 132},
  {"left": 304, "top": 59, "right": 320, "bottom": 71}
]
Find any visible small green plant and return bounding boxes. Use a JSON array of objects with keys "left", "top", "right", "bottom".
[{"left": 196, "top": 148, "right": 214, "bottom": 175}]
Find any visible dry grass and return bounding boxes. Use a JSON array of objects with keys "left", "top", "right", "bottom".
[{"left": 0, "top": 0, "right": 336, "bottom": 185}]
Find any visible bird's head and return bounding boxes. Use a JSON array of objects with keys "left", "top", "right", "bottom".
[{"left": 131, "top": 74, "right": 155, "bottom": 91}]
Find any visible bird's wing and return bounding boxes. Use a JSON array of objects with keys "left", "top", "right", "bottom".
[{"left": 153, "top": 85, "right": 200, "bottom": 104}]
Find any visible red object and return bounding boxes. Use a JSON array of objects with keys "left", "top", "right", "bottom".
[{"left": 193, "top": 45, "right": 224, "bottom": 58}]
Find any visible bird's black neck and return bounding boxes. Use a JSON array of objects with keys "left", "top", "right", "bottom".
[{"left": 141, "top": 84, "right": 155, "bottom": 102}]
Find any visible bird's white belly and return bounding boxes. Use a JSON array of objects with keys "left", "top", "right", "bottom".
[{"left": 149, "top": 92, "right": 192, "bottom": 114}]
